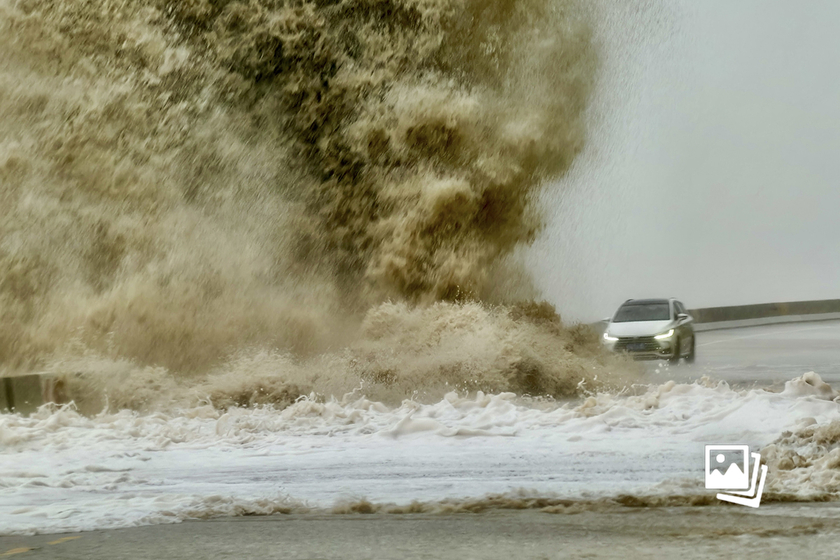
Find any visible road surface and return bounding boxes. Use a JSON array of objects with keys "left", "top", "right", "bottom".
[
  {"left": 3, "top": 321, "right": 840, "bottom": 559},
  {"left": 649, "top": 319, "right": 840, "bottom": 386},
  {"left": 3, "top": 506, "right": 840, "bottom": 560}
]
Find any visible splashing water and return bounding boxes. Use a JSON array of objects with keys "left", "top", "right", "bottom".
[{"left": 0, "top": 0, "right": 632, "bottom": 408}]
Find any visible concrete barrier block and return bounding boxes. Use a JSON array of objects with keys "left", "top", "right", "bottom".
[
  {"left": 0, "top": 375, "right": 46, "bottom": 414},
  {"left": 12, "top": 375, "right": 45, "bottom": 414},
  {"left": 0, "top": 377, "right": 11, "bottom": 411}
]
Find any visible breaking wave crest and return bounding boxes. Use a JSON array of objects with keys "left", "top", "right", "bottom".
[
  {"left": 45, "top": 301, "right": 630, "bottom": 413},
  {"left": 0, "top": 0, "right": 612, "bottom": 406}
]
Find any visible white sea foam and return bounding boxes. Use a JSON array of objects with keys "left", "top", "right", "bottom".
[{"left": 2, "top": 373, "right": 839, "bottom": 535}]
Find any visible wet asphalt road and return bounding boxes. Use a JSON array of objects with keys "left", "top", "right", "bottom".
[
  {"left": 649, "top": 319, "right": 840, "bottom": 387},
  {"left": 3, "top": 505, "right": 840, "bottom": 560}
]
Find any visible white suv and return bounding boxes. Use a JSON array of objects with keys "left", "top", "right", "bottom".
[{"left": 602, "top": 298, "right": 695, "bottom": 363}]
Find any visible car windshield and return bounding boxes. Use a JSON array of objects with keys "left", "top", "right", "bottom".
[{"left": 613, "top": 303, "right": 671, "bottom": 322}]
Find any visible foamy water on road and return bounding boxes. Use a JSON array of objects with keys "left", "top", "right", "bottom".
[{"left": 3, "top": 372, "right": 840, "bottom": 535}]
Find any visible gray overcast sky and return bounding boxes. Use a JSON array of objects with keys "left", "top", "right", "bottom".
[{"left": 532, "top": 0, "right": 840, "bottom": 322}]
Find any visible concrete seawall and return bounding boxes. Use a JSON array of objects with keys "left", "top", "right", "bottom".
[
  {"left": 692, "top": 311, "right": 840, "bottom": 332},
  {"left": 689, "top": 299, "right": 840, "bottom": 330},
  {"left": 689, "top": 299, "right": 840, "bottom": 323}
]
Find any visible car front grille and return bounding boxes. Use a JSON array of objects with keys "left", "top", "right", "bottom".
[{"left": 614, "top": 337, "right": 660, "bottom": 352}]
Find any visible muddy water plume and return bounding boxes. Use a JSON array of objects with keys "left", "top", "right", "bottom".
[{"left": 0, "top": 0, "right": 628, "bottom": 409}]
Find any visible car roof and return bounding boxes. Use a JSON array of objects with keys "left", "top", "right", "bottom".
[{"left": 622, "top": 298, "right": 671, "bottom": 306}]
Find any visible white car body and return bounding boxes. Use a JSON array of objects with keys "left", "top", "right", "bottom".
[{"left": 602, "top": 298, "right": 696, "bottom": 362}]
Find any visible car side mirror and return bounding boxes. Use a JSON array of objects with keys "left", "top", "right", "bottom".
[
  {"left": 677, "top": 313, "right": 689, "bottom": 321},
  {"left": 602, "top": 317, "right": 611, "bottom": 323}
]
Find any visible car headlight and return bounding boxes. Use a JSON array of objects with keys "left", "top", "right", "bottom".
[
  {"left": 654, "top": 329, "right": 674, "bottom": 340},
  {"left": 603, "top": 332, "right": 618, "bottom": 342}
]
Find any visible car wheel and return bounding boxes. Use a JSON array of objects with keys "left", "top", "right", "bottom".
[
  {"left": 685, "top": 336, "right": 696, "bottom": 364},
  {"left": 669, "top": 337, "right": 681, "bottom": 365}
]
